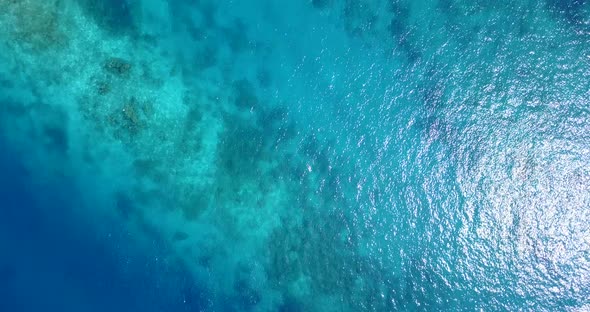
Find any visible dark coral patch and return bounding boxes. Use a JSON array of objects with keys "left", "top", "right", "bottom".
[
  {"left": 233, "top": 79, "right": 259, "bottom": 109},
  {"left": 173, "top": 231, "right": 189, "bottom": 241},
  {"left": 546, "top": 0, "right": 590, "bottom": 25},
  {"left": 77, "top": 0, "right": 135, "bottom": 34},
  {"left": 312, "top": 0, "right": 332, "bottom": 9},
  {"left": 115, "top": 192, "right": 136, "bottom": 219},
  {"left": 43, "top": 125, "right": 69, "bottom": 155},
  {"left": 104, "top": 57, "right": 132, "bottom": 77}
]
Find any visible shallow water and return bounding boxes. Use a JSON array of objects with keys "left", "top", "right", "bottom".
[{"left": 1, "top": 0, "right": 589, "bottom": 311}]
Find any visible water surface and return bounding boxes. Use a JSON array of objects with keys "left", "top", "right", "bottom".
[{"left": 1, "top": 0, "right": 589, "bottom": 311}]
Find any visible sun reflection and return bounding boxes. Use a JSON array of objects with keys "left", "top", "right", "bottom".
[{"left": 457, "top": 118, "right": 590, "bottom": 300}]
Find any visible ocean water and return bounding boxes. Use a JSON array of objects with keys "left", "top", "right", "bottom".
[{"left": 0, "top": 0, "right": 589, "bottom": 311}]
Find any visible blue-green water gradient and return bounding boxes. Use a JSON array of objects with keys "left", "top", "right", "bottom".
[{"left": 1, "top": 0, "right": 589, "bottom": 311}]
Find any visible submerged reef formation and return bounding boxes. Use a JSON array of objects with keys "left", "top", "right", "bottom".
[
  {"left": 76, "top": 0, "right": 136, "bottom": 34},
  {"left": 1, "top": 0, "right": 590, "bottom": 311},
  {"left": 0, "top": 0, "right": 69, "bottom": 51}
]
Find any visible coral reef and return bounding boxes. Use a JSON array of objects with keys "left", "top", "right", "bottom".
[
  {"left": 0, "top": 0, "right": 68, "bottom": 51},
  {"left": 2, "top": 0, "right": 588, "bottom": 311},
  {"left": 232, "top": 79, "right": 259, "bottom": 110},
  {"left": 76, "top": 0, "right": 136, "bottom": 34},
  {"left": 104, "top": 57, "right": 132, "bottom": 77}
]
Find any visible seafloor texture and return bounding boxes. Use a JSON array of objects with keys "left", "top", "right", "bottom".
[{"left": 0, "top": 0, "right": 589, "bottom": 311}]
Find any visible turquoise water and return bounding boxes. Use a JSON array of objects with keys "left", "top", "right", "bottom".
[{"left": 1, "top": 0, "right": 589, "bottom": 311}]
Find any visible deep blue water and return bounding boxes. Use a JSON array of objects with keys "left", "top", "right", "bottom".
[
  {"left": 1, "top": 1, "right": 590, "bottom": 311},
  {"left": 0, "top": 138, "right": 206, "bottom": 312}
]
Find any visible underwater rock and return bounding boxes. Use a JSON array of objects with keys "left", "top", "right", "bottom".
[
  {"left": 194, "top": 42, "right": 218, "bottom": 71},
  {"left": 96, "top": 81, "right": 111, "bottom": 95},
  {"left": 343, "top": 0, "right": 379, "bottom": 37},
  {"left": 546, "top": 0, "right": 590, "bottom": 26},
  {"left": 115, "top": 192, "right": 136, "bottom": 219},
  {"left": 76, "top": 0, "right": 135, "bottom": 34},
  {"left": 122, "top": 99, "right": 140, "bottom": 128},
  {"left": 173, "top": 231, "right": 189, "bottom": 241},
  {"left": 233, "top": 264, "right": 262, "bottom": 309},
  {"left": 232, "top": 79, "right": 259, "bottom": 109},
  {"left": 2, "top": 0, "right": 68, "bottom": 51},
  {"left": 221, "top": 18, "right": 249, "bottom": 52},
  {"left": 256, "top": 67, "right": 272, "bottom": 88},
  {"left": 388, "top": 16, "right": 421, "bottom": 62},
  {"left": 180, "top": 190, "right": 209, "bottom": 221},
  {"left": 43, "top": 125, "right": 69, "bottom": 155},
  {"left": 107, "top": 97, "right": 146, "bottom": 139},
  {"left": 278, "top": 296, "right": 304, "bottom": 312},
  {"left": 312, "top": 0, "right": 332, "bottom": 9},
  {"left": 104, "top": 57, "right": 132, "bottom": 77}
]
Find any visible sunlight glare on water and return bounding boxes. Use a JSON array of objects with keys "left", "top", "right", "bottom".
[{"left": 0, "top": 0, "right": 589, "bottom": 311}]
